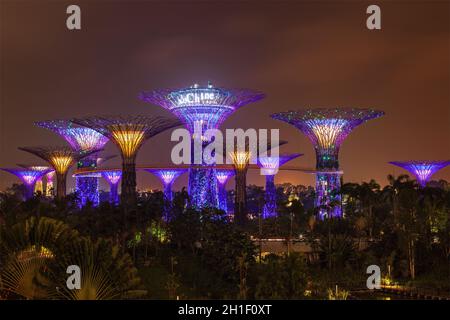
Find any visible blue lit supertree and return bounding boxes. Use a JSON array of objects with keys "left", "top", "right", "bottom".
[
  {"left": 215, "top": 169, "right": 235, "bottom": 214},
  {"left": 1, "top": 167, "right": 53, "bottom": 199},
  {"left": 144, "top": 168, "right": 187, "bottom": 220},
  {"left": 257, "top": 153, "right": 302, "bottom": 218},
  {"left": 100, "top": 170, "right": 122, "bottom": 205},
  {"left": 272, "top": 108, "right": 384, "bottom": 219},
  {"left": 35, "top": 120, "right": 109, "bottom": 206},
  {"left": 389, "top": 160, "right": 450, "bottom": 187},
  {"left": 140, "top": 83, "right": 265, "bottom": 209}
]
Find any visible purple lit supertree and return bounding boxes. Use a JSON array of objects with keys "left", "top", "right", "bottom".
[
  {"left": 257, "top": 153, "right": 303, "bottom": 218},
  {"left": 71, "top": 116, "right": 181, "bottom": 207},
  {"left": 17, "top": 164, "right": 52, "bottom": 195},
  {"left": 100, "top": 170, "right": 122, "bottom": 205},
  {"left": 272, "top": 108, "right": 384, "bottom": 219},
  {"left": 215, "top": 169, "right": 235, "bottom": 214},
  {"left": 140, "top": 82, "right": 265, "bottom": 210},
  {"left": 1, "top": 167, "right": 52, "bottom": 200},
  {"left": 18, "top": 147, "right": 99, "bottom": 200},
  {"left": 35, "top": 120, "right": 110, "bottom": 206},
  {"left": 144, "top": 168, "right": 187, "bottom": 220},
  {"left": 389, "top": 161, "right": 450, "bottom": 187}
]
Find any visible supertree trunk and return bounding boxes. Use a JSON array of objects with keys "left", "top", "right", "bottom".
[
  {"left": 234, "top": 168, "right": 248, "bottom": 225},
  {"left": 76, "top": 157, "right": 100, "bottom": 207},
  {"left": 163, "top": 182, "right": 173, "bottom": 221},
  {"left": 56, "top": 172, "right": 67, "bottom": 199},
  {"left": 121, "top": 155, "right": 137, "bottom": 207},
  {"left": 188, "top": 167, "right": 219, "bottom": 209},
  {"left": 263, "top": 175, "right": 277, "bottom": 218},
  {"left": 24, "top": 184, "right": 35, "bottom": 200},
  {"left": 164, "top": 182, "right": 173, "bottom": 202},
  {"left": 218, "top": 183, "right": 228, "bottom": 213},
  {"left": 110, "top": 183, "right": 119, "bottom": 205},
  {"left": 76, "top": 176, "right": 99, "bottom": 207}
]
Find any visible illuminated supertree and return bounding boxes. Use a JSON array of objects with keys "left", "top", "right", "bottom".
[
  {"left": 389, "top": 161, "right": 450, "bottom": 187},
  {"left": 257, "top": 153, "right": 303, "bottom": 218},
  {"left": 35, "top": 120, "right": 110, "bottom": 206},
  {"left": 18, "top": 147, "right": 99, "bottom": 200},
  {"left": 215, "top": 169, "right": 235, "bottom": 213},
  {"left": 71, "top": 115, "right": 181, "bottom": 206},
  {"left": 272, "top": 108, "right": 384, "bottom": 219},
  {"left": 17, "top": 165, "right": 52, "bottom": 195},
  {"left": 140, "top": 82, "right": 265, "bottom": 209},
  {"left": 229, "top": 150, "right": 252, "bottom": 224},
  {"left": 100, "top": 170, "right": 122, "bottom": 205},
  {"left": 144, "top": 168, "right": 187, "bottom": 220},
  {"left": 0, "top": 167, "right": 52, "bottom": 199}
]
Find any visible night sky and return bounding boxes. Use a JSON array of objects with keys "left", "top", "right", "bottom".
[{"left": 1, "top": 1, "right": 449, "bottom": 192}]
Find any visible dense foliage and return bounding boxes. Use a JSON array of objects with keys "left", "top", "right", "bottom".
[{"left": 0, "top": 175, "right": 449, "bottom": 299}]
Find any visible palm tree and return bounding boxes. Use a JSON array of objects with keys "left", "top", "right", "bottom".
[
  {"left": 382, "top": 174, "right": 410, "bottom": 220},
  {"left": 51, "top": 237, "right": 146, "bottom": 300},
  {"left": 0, "top": 216, "right": 79, "bottom": 299},
  {"left": 0, "top": 217, "right": 145, "bottom": 299},
  {"left": 357, "top": 180, "right": 381, "bottom": 239}
]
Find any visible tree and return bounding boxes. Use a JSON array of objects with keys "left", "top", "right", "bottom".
[{"left": 255, "top": 253, "right": 308, "bottom": 299}]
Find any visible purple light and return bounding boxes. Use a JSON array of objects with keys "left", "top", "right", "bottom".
[
  {"left": 144, "top": 168, "right": 187, "bottom": 221},
  {"left": 216, "top": 169, "right": 235, "bottom": 185},
  {"left": 215, "top": 169, "right": 235, "bottom": 213},
  {"left": 61, "top": 128, "right": 109, "bottom": 152},
  {"left": 101, "top": 170, "right": 122, "bottom": 205},
  {"left": 316, "top": 171, "right": 342, "bottom": 219},
  {"left": 257, "top": 153, "right": 303, "bottom": 175},
  {"left": 140, "top": 84, "right": 265, "bottom": 133},
  {"left": 271, "top": 109, "right": 384, "bottom": 170},
  {"left": 144, "top": 169, "right": 187, "bottom": 200},
  {"left": 272, "top": 108, "right": 384, "bottom": 219},
  {"left": 140, "top": 83, "right": 265, "bottom": 209},
  {"left": 146, "top": 169, "right": 187, "bottom": 187},
  {"left": 389, "top": 161, "right": 450, "bottom": 187},
  {"left": 35, "top": 120, "right": 109, "bottom": 153},
  {"left": 257, "top": 154, "right": 303, "bottom": 218},
  {"left": 1, "top": 168, "right": 51, "bottom": 199}
]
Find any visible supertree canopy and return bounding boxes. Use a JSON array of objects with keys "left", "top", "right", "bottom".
[
  {"left": 144, "top": 168, "right": 187, "bottom": 220},
  {"left": 140, "top": 83, "right": 265, "bottom": 210},
  {"left": 215, "top": 169, "right": 235, "bottom": 214},
  {"left": 257, "top": 153, "right": 303, "bottom": 218},
  {"left": 71, "top": 115, "right": 181, "bottom": 206},
  {"left": 35, "top": 120, "right": 110, "bottom": 207},
  {"left": 272, "top": 108, "right": 384, "bottom": 219},
  {"left": 100, "top": 170, "right": 122, "bottom": 205},
  {"left": 389, "top": 160, "right": 450, "bottom": 187},
  {"left": 35, "top": 120, "right": 110, "bottom": 152},
  {"left": 18, "top": 146, "right": 99, "bottom": 200},
  {"left": 1, "top": 167, "right": 52, "bottom": 200}
]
